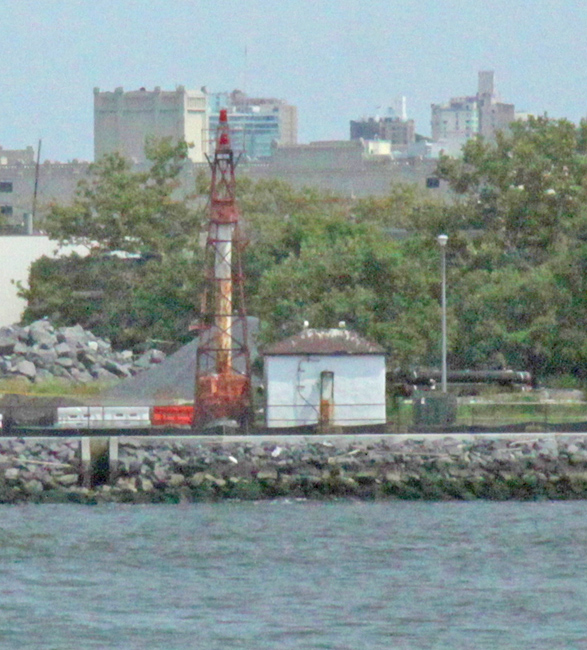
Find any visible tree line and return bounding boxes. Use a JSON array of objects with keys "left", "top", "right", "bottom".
[{"left": 20, "top": 118, "right": 587, "bottom": 384}]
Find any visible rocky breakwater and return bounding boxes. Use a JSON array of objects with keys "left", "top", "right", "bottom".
[
  {"left": 7, "top": 434, "right": 587, "bottom": 503},
  {"left": 0, "top": 320, "right": 165, "bottom": 384},
  {"left": 0, "top": 438, "right": 84, "bottom": 502},
  {"left": 106, "top": 434, "right": 587, "bottom": 502}
]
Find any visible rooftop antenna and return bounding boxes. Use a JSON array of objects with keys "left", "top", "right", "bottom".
[{"left": 243, "top": 45, "right": 248, "bottom": 95}]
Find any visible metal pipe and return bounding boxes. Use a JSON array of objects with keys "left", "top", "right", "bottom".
[{"left": 437, "top": 234, "right": 448, "bottom": 393}]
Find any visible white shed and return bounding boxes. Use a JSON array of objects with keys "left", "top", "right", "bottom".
[{"left": 263, "top": 328, "right": 386, "bottom": 429}]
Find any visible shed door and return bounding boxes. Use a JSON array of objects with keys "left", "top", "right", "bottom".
[{"left": 319, "top": 371, "right": 334, "bottom": 426}]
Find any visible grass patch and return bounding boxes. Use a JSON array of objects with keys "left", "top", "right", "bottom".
[
  {"left": 457, "top": 401, "right": 587, "bottom": 427},
  {"left": 543, "top": 374, "right": 587, "bottom": 391},
  {"left": 0, "top": 377, "right": 118, "bottom": 398}
]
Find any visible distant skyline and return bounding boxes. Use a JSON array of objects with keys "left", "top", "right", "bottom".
[{"left": 1, "top": 0, "right": 586, "bottom": 162}]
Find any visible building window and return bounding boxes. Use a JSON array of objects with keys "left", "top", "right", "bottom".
[
  {"left": 1, "top": 205, "right": 13, "bottom": 215},
  {"left": 426, "top": 178, "right": 440, "bottom": 189},
  {"left": 0, "top": 182, "right": 13, "bottom": 192}
]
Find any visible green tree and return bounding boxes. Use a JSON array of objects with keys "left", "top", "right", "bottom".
[
  {"left": 437, "top": 116, "right": 587, "bottom": 261},
  {"left": 351, "top": 183, "right": 458, "bottom": 233},
  {"left": 44, "top": 138, "right": 201, "bottom": 255},
  {"left": 21, "top": 139, "right": 204, "bottom": 349},
  {"left": 450, "top": 264, "right": 561, "bottom": 374},
  {"left": 252, "top": 219, "right": 441, "bottom": 368},
  {"left": 236, "top": 178, "right": 354, "bottom": 300},
  {"left": 435, "top": 117, "right": 587, "bottom": 381}
]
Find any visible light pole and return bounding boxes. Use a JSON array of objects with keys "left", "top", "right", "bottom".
[{"left": 437, "top": 234, "right": 448, "bottom": 393}]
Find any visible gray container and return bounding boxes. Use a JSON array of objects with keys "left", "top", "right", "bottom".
[{"left": 413, "top": 392, "right": 457, "bottom": 426}]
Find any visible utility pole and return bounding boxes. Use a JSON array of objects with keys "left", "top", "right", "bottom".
[{"left": 437, "top": 234, "right": 448, "bottom": 393}]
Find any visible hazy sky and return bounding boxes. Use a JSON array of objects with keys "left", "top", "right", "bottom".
[{"left": 1, "top": 0, "right": 586, "bottom": 161}]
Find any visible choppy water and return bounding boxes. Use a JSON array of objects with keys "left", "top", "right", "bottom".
[{"left": 1, "top": 501, "right": 587, "bottom": 649}]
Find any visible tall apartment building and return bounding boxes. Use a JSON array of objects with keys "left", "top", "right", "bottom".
[
  {"left": 208, "top": 90, "right": 297, "bottom": 159},
  {"left": 431, "top": 71, "right": 514, "bottom": 148},
  {"left": 431, "top": 98, "right": 478, "bottom": 141},
  {"left": 476, "top": 71, "right": 516, "bottom": 140},
  {"left": 94, "top": 86, "right": 208, "bottom": 163}
]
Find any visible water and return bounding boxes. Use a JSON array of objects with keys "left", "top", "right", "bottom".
[{"left": 1, "top": 501, "right": 587, "bottom": 649}]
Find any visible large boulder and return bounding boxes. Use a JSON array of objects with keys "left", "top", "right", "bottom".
[
  {"left": 28, "top": 321, "right": 58, "bottom": 349},
  {"left": 0, "top": 335, "right": 17, "bottom": 355},
  {"left": 0, "top": 320, "right": 166, "bottom": 385},
  {"left": 14, "top": 359, "right": 36, "bottom": 379}
]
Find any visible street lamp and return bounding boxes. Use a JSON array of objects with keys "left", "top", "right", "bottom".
[{"left": 437, "top": 234, "right": 448, "bottom": 393}]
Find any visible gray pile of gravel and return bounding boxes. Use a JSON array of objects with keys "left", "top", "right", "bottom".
[{"left": 101, "top": 317, "right": 259, "bottom": 405}]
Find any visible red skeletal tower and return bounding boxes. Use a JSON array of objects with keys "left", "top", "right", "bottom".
[{"left": 194, "top": 109, "right": 252, "bottom": 428}]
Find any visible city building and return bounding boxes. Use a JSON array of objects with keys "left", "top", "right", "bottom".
[
  {"left": 351, "top": 98, "right": 416, "bottom": 153},
  {"left": 350, "top": 116, "right": 415, "bottom": 151},
  {"left": 208, "top": 90, "right": 297, "bottom": 159},
  {"left": 94, "top": 86, "right": 208, "bottom": 163},
  {"left": 0, "top": 146, "right": 35, "bottom": 229},
  {"left": 251, "top": 138, "right": 443, "bottom": 196},
  {"left": 270, "top": 140, "right": 366, "bottom": 171},
  {"left": 431, "top": 97, "right": 479, "bottom": 144},
  {"left": 476, "top": 70, "right": 516, "bottom": 140},
  {"left": 0, "top": 157, "right": 88, "bottom": 233},
  {"left": 431, "top": 71, "right": 515, "bottom": 150},
  {"left": 0, "top": 146, "right": 35, "bottom": 165},
  {"left": 0, "top": 144, "right": 88, "bottom": 232}
]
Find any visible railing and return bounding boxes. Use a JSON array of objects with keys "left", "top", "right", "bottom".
[
  {"left": 4, "top": 394, "right": 587, "bottom": 434},
  {"left": 461, "top": 401, "right": 587, "bottom": 430},
  {"left": 387, "top": 399, "right": 587, "bottom": 433}
]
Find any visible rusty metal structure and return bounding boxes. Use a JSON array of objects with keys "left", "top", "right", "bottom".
[{"left": 194, "top": 109, "right": 252, "bottom": 428}]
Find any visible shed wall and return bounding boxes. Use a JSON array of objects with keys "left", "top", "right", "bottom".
[{"left": 265, "top": 354, "right": 386, "bottom": 428}]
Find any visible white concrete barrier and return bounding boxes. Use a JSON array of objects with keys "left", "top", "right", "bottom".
[
  {"left": 57, "top": 406, "right": 151, "bottom": 428},
  {"left": 102, "top": 406, "right": 151, "bottom": 428},
  {"left": 56, "top": 406, "right": 92, "bottom": 428}
]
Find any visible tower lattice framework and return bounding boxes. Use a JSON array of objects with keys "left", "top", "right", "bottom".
[{"left": 194, "top": 109, "right": 252, "bottom": 428}]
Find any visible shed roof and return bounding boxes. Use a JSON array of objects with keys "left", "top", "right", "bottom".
[{"left": 263, "top": 328, "right": 385, "bottom": 356}]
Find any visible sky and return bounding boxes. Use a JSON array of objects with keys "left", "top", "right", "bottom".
[{"left": 1, "top": 0, "right": 587, "bottom": 162}]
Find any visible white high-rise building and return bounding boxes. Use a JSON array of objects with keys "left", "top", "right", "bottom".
[
  {"left": 431, "top": 72, "right": 514, "bottom": 150},
  {"left": 94, "top": 86, "right": 208, "bottom": 163}
]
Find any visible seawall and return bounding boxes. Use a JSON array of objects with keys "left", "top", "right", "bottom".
[{"left": 3, "top": 433, "right": 587, "bottom": 503}]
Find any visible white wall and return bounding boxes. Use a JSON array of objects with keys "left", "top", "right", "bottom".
[
  {"left": 265, "top": 354, "right": 386, "bottom": 428},
  {"left": 0, "top": 236, "right": 84, "bottom": 327}
]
